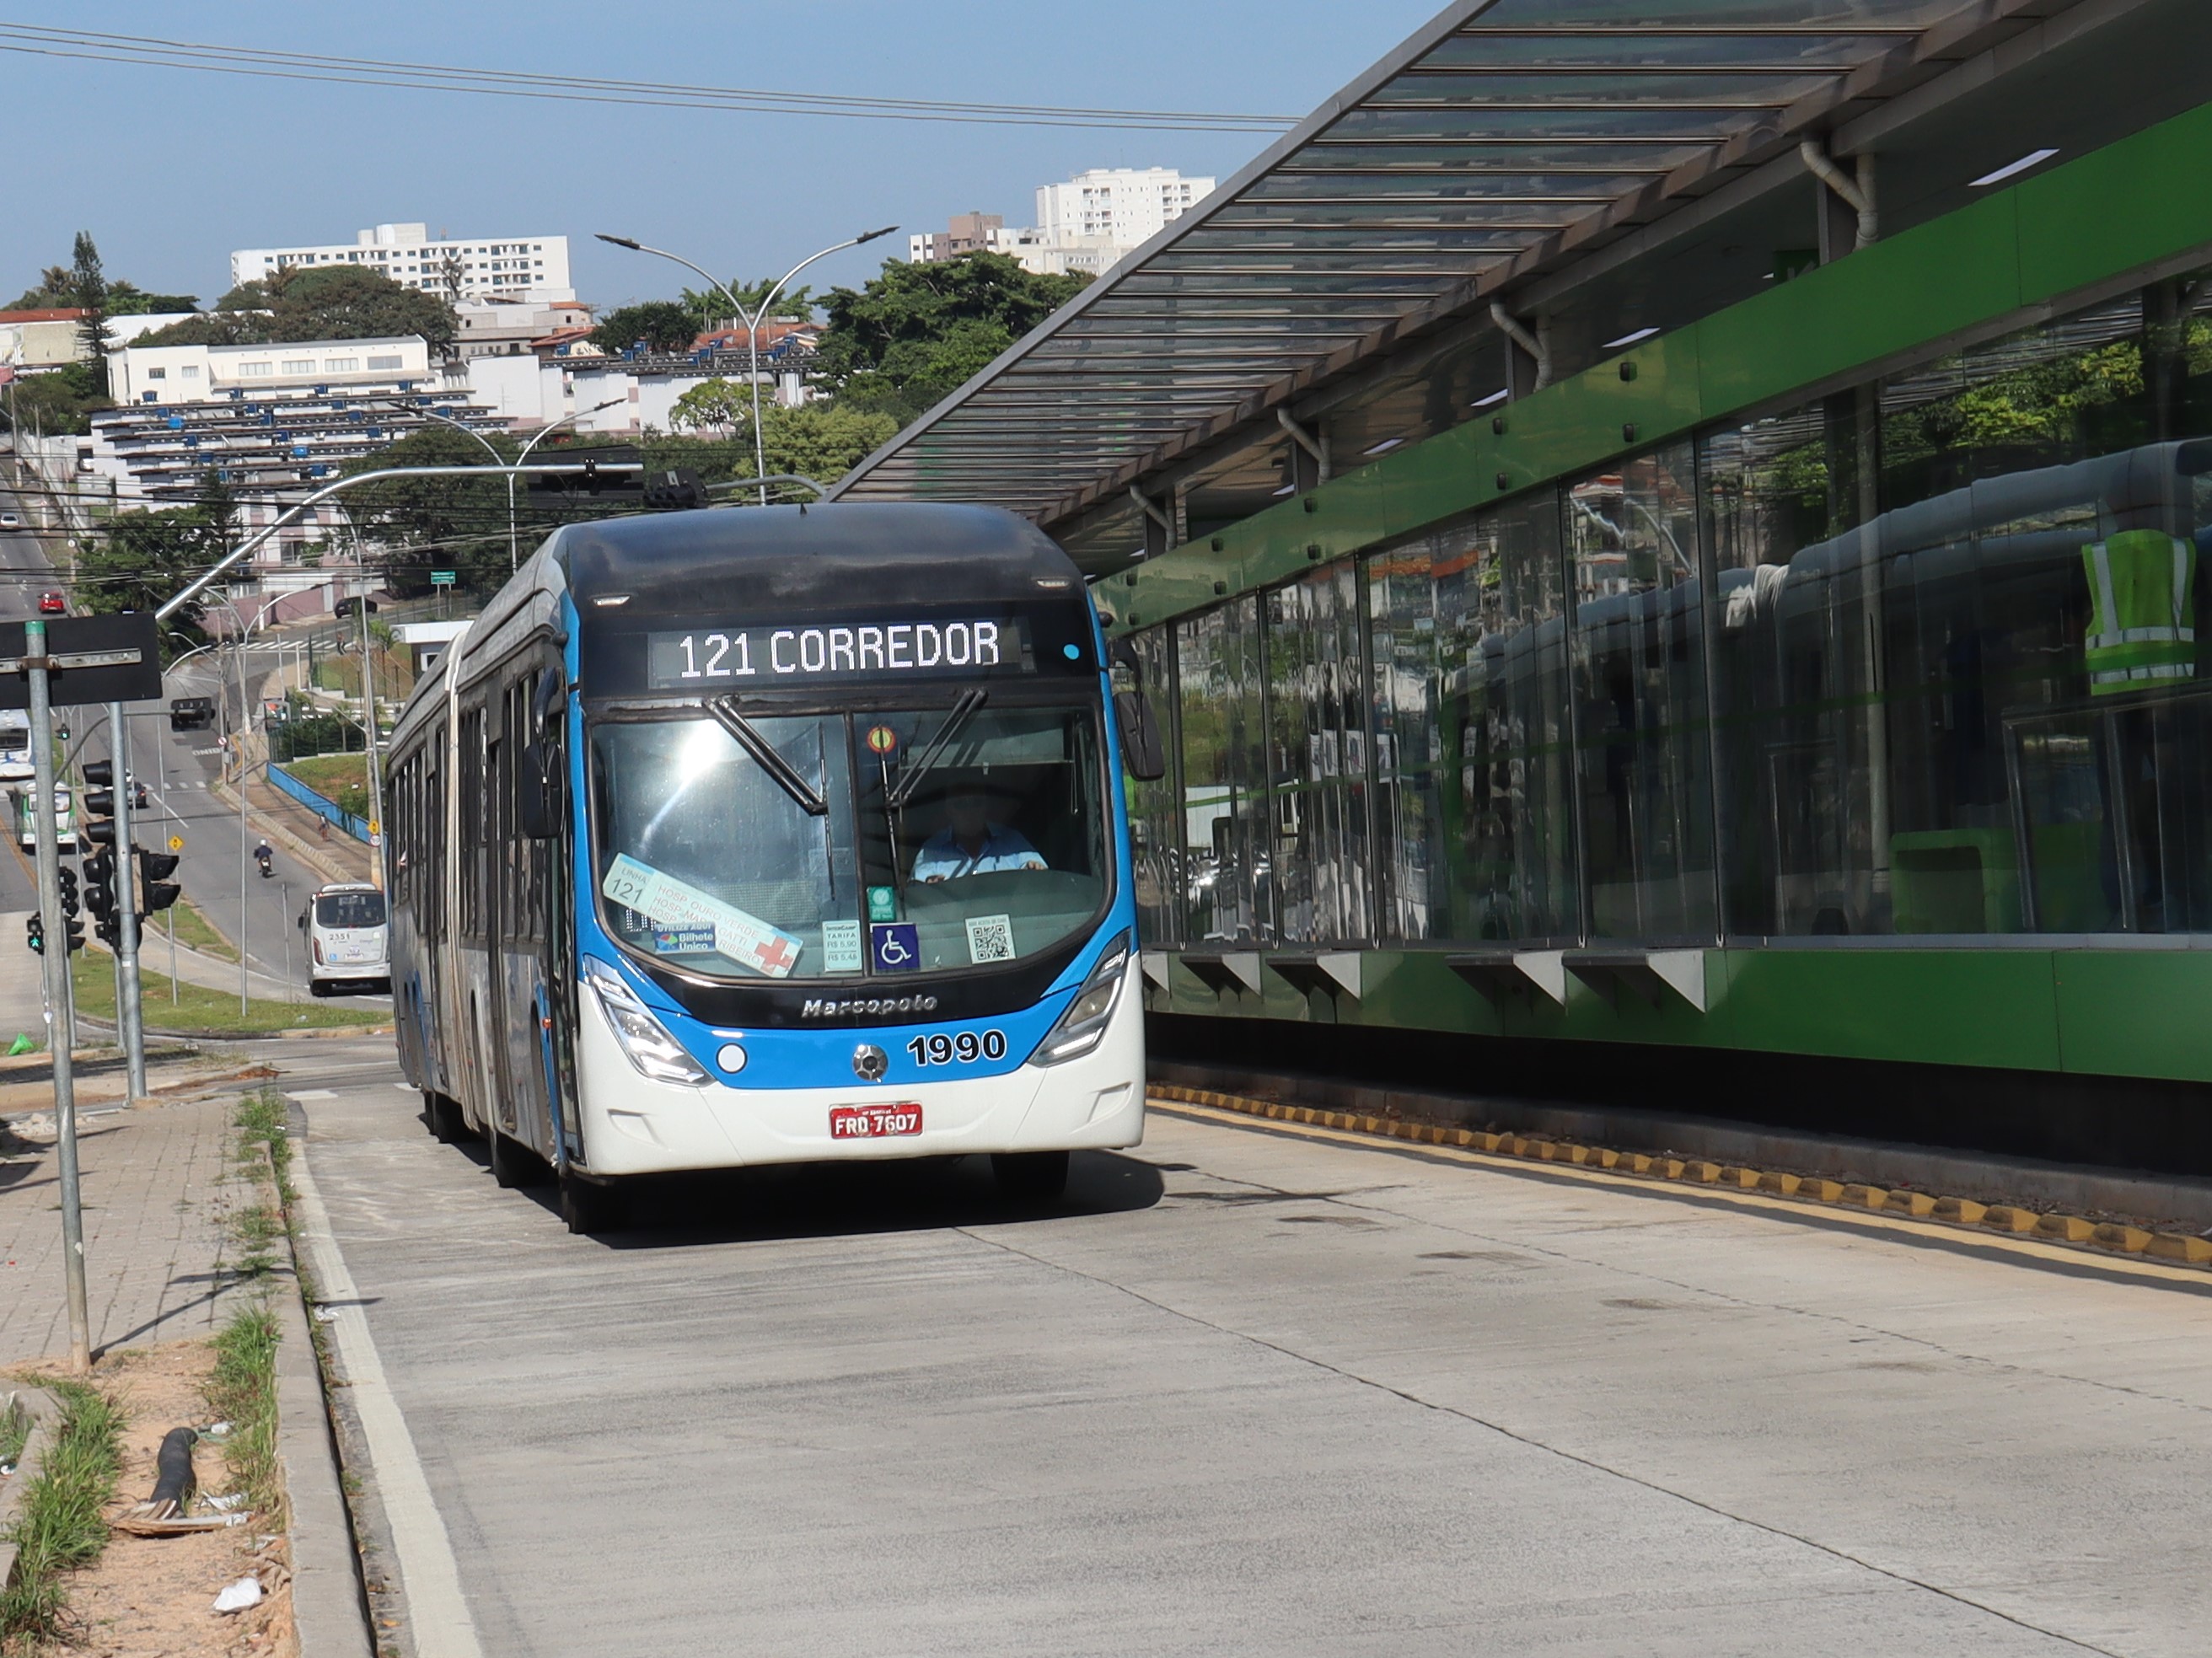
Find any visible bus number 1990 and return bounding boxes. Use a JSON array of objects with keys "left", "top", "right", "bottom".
[{"left": 907, "top": 1029, "right": 1007, "bottom": 1066}]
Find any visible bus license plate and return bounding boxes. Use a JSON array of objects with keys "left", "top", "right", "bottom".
[{"left": 830, "top": 1103, "right": 922, "bottom": 1140}]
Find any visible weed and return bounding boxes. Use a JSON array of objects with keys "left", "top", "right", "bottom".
[
  {"left": 204, "top": 1305, "right": 284, "bottom": 1529},
  {"left": 0, "top": 1395, "right": 25, "bottom": 1471},
  {"left": 0, "top": 1377, "right": 124, "bottom": 1652}
]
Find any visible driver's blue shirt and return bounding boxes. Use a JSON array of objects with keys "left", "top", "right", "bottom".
[{"left": 912, "top": 824, "right": 1046, "bottom": 883}]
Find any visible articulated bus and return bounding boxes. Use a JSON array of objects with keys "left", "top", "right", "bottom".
[{"left": 385, "top": 503, "right": 1154, "bottom": 1232}]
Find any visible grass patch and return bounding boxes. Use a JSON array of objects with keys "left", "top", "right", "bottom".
[
  {"left": 0, "top": 1394, "right": 26, "bottom": 1471},
  {"left": 204, "top": 1306, "right": 283, "bottom": 1529},
  {"left": 71, "top": 953, "right": 385, "bottom": 1036},
  {"left": 230, "top": 1089, "right": 295, "bottom": 1278},
  {"left": 276, "top": 753, "right": 372, "bottom": 820},
  {"left": 0, "top": 1377, "right": 124, "bottom": 1653},
  {"left": 158, "top": 897, "right": 238, "bottom": 963}
]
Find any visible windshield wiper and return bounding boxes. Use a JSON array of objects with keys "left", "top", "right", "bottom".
[
  {"left": 889, "top": 688, "right": 987, "bottom": 808},
  {"left": 708, "top": 697, "right": 828, "bottom": 817}
]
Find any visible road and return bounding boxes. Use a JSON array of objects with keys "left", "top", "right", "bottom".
[
  {"left": 0, "top": 477, "right": 344, "bottom": 997},
  {"left": 275, "top": 1033, "right": 2212, "bottom": 1658}
]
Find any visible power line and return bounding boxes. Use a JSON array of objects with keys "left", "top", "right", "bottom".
[{"left": 0, "top": 23, "right": 1299, "bottom": 132}]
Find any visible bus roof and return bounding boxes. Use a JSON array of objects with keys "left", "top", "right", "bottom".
[{"left": 554, "top": 502, "right": 1081, "bottom": 625}]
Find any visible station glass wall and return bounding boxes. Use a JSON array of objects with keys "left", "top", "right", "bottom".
[{"left": 1139, "top": 271, "right": 2212, "bottom": 950}]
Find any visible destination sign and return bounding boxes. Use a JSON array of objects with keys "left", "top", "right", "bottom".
[{"left": 644, "top": 617, "right": 1034, "bottom": 689}]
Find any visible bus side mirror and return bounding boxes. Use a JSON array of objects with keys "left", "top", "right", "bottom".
[
  {"left": 518, "top": 739, "right": 565, "bottom": 840},
  {"left": 297, "top": 913, "right": 306, "bottom": 932},
  {"left": 1114, "top": 689, "right": 1166, "bottom": 782}
]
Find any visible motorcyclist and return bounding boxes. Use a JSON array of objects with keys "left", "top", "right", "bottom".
[{"left": 255, "top": 839, "right": 274, "bottom": 877}]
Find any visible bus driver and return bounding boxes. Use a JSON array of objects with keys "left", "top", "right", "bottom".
[{"left": 913, "top": 791, "right": 1046, "bottom": 883}]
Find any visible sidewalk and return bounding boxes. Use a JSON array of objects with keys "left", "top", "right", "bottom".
[{"left": 0, "top": 1087, "right": 245, "bottom": 1364}]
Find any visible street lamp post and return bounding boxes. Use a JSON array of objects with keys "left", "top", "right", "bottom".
[
  {"left": 382, "top": 396, "right": 624, "bottom": 570},
  {"left": 596, "top": 228, "right": 898, "bottom": 504},
  {"left": 212, "top": 591, "right": 290, "bottom": 1016}
]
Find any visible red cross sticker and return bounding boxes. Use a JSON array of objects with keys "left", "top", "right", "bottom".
[{"left": 754, "top": 934, "right": 800, "bottom": 975}]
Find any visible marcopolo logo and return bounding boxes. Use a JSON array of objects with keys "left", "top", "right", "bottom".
[{"left": 802, "top": 995, "right": 941, "bottom": 1019}]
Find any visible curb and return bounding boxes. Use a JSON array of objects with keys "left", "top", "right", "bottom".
[
  {"left": 1148, "top": 1084, "right": 2212, "bottom": 1272},
  {"left": 0, "top": 1385, "right": 61, "bottom": 1591},
  {"left": 265, "top": 1152, "right": 378, "bottom": 1658}
]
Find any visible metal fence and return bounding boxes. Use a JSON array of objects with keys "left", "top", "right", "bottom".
[{"left": 267, "top": 762, "right": 373, "bottom": 845}]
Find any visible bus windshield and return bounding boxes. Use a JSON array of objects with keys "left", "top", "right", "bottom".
[
  {"left": 589, "top": 702, "right": 1107, "bottom": 982},
  {"left": 315, "top": 892, "right": 387, "bottom": 929}
]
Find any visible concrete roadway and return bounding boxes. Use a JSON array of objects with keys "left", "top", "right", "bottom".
[
  {"left": 0, "top": 480, "right": 340, "bottom": 995},
  {"left": 271, "top": 1033, "right": 2212, "bottom": 1658}
]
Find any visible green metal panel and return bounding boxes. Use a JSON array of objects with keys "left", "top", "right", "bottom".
[
  {"left": 1160, "top": 947, "right": 2098, "bottom": 1076},
  {"left": 2052, "top": 950, "right": 2212, "bottom": 1081},
  {"left": 1691, "top": 192, "right": 2021, "bottom": 418},
  {"left": 1109, "top": 97, "right": 2212, "bottom": 640},
  {"left": 2016, "top": 99, "right": 2212, "bottom": 305}
]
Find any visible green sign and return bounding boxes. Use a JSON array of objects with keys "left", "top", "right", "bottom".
[
  {"left": 430, "top": 570, "right": 456, "bottom": 587},
  {"left": 867, "top": 886, "right": 897, "bottom": 923}
]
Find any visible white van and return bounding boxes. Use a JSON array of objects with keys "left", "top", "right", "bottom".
[{"left": 302, "top": 882, "right": 389, "bottom": 995}]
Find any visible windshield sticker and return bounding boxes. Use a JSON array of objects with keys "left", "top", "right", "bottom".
[
  {"left": 871, "top": 921, "right": 921, "bottom": 974},
  {"left": 965, "top": 914, "right": 1015, "bottom": 964},
  {"left": 821, "top": 920, "right": 864, "bottom": 974},
  {"left": 602, "top": 854, "right": 806, "bottom": 979},
  {"left": 867, "top": 885, "right": 898, "bottom": 922},
  {"left": 651, "top": 927, "right": 717, "bottom": 956}
]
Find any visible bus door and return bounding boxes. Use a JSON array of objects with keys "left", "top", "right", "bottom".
[{"left": 492, "top": 657, "right": 570, "bottom": 1166}]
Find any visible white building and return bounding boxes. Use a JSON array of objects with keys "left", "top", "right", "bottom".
[
  {"left": 1035, "top": 168, "right": 1213, "bottom": 255},
  {"left": 908, "top": 169, "right": 1215, "bottom": 280},
  {"left": 230, "top": 223, "right": 576, "bottom": 303},
  {"left": 109, "top": 336, "right": 434, "bottom": 407},
  {"left": 453, "top": 298, "right": 595, "bottom": 361}
]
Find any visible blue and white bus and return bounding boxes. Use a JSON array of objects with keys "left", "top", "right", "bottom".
[{"left": 384, "top": 503, "right": 1158, "bottom": 1232}]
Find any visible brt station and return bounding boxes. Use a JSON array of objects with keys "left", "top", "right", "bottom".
[{"left": 835, "top": 0, "right": 2212, "bottom": 1175}]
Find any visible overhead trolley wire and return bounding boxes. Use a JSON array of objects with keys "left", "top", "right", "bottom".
[{"left": 0, "top": 22, "right": 1301, "bottom": 131}]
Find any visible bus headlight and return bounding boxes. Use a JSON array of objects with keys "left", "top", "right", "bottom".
[
  {"left": 1030, "top": 933, "right": 1130, "bottom": 1066},
  {"left": 584, "top": 958, "right": 711, "bottom": 1087}
]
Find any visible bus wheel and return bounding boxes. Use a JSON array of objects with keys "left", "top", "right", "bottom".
[
  {"left": 489, "top": 1128, "right": 540, "bottom": 1189},
  {"left": 991, "top": 1151, "right": 1069, "bottom": 1202},
  {"left": 560, "top": 1173, "right": 626, "bottom": 1236},
  {"left": 426, "top": 1092, "right": 464, "bottom": 1144}
]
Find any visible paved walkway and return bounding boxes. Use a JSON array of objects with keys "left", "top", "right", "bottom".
[{"left": 0, "top": 1087, "right": 245, "bottom": 1364}]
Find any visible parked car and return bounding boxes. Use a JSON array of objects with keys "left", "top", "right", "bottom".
[{"left": 36, "top": 592, "right": 65, "bottom": 614}]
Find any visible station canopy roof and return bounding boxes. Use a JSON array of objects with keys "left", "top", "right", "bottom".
[{"left": 831, "top": 0, "right": 2044, "bottom": 523}]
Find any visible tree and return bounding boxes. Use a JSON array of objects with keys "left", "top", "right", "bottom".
[
  {"left": 339, "top": 426, "right": 518, "bottom": 596},
  {"left": 136, "top": 266, "right": 458, "bottom": 352},
  {"left": 679, "top": 279, "right": 815, "bottom": 333},
  {"left": 754, "top": 404, "right": 898, "bottom": 483},
  {"left": 4, "top": 362, "right": 112, "bottom": 436},
  {"left": 69, "top": 233, "right": 108, "bottom": 395},
  {"left": 589, "top": 301, "right": 698, "bottom": 356},
  {"left": 105, "top": 282, "right": 199, "bottom": 316},
  {"left": 814, "top": 252, "right": 1089, "bottom": 422},
  {"left": 70, "top": 468, "right": 231, "bottom": 642},
  {"left": 668, "top": 378, "right": 750, "bottom": 434},
  {"left": 7, "top": 266, "right": 73, "bottom": 309}
]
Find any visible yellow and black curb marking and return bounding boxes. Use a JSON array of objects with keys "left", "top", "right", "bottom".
[{"left": 1148, "top": 1084, "right": 2212, "bottom": 1272}]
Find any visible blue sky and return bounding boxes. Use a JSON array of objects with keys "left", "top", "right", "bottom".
[{"left": 5, "top": 1, "right": 1443, "bottom": 309}]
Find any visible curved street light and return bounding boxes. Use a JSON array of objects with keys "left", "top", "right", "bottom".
[
  {"left": 380, "top": 395, "right": 625, "bottom": 570},
  {"left": 596, "top": 227, "right": 898, "bottom": 504}
]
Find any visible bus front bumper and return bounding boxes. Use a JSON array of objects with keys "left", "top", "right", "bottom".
[{"left": 572, "top": 978, "right": 1146, "bottom": 1178}]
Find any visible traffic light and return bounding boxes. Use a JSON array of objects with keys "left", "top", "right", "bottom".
[
  {"left": 79, "top": 763, "right": 122, "bottom": 947},
  {"left": 137, "top": 848, "right": 181, "bottom": 918},
  {"left": 643, "top": 468, "right": 706, "bottom": 511},
  {"left": 56, "top": 866, "right": 84, "bottom": 954}
]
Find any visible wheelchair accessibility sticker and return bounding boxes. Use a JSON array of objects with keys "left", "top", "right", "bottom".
[{"left": 870, "top": 921, "right": 921, "bottom": 974}]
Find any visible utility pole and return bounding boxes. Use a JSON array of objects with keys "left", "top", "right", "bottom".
[
  {"left": 107, "top": 701, "right": 145, "bottom": 1100},
  {"left": 357, "top": 592, "right": 386, "bottom": 883},
  {"left": 28, "top": 619, "right": 91, "bottom": 1374}
]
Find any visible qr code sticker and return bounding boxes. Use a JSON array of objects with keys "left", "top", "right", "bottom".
[{"left": 965, "top": 913, "right": 1015, "bottom": 964}]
